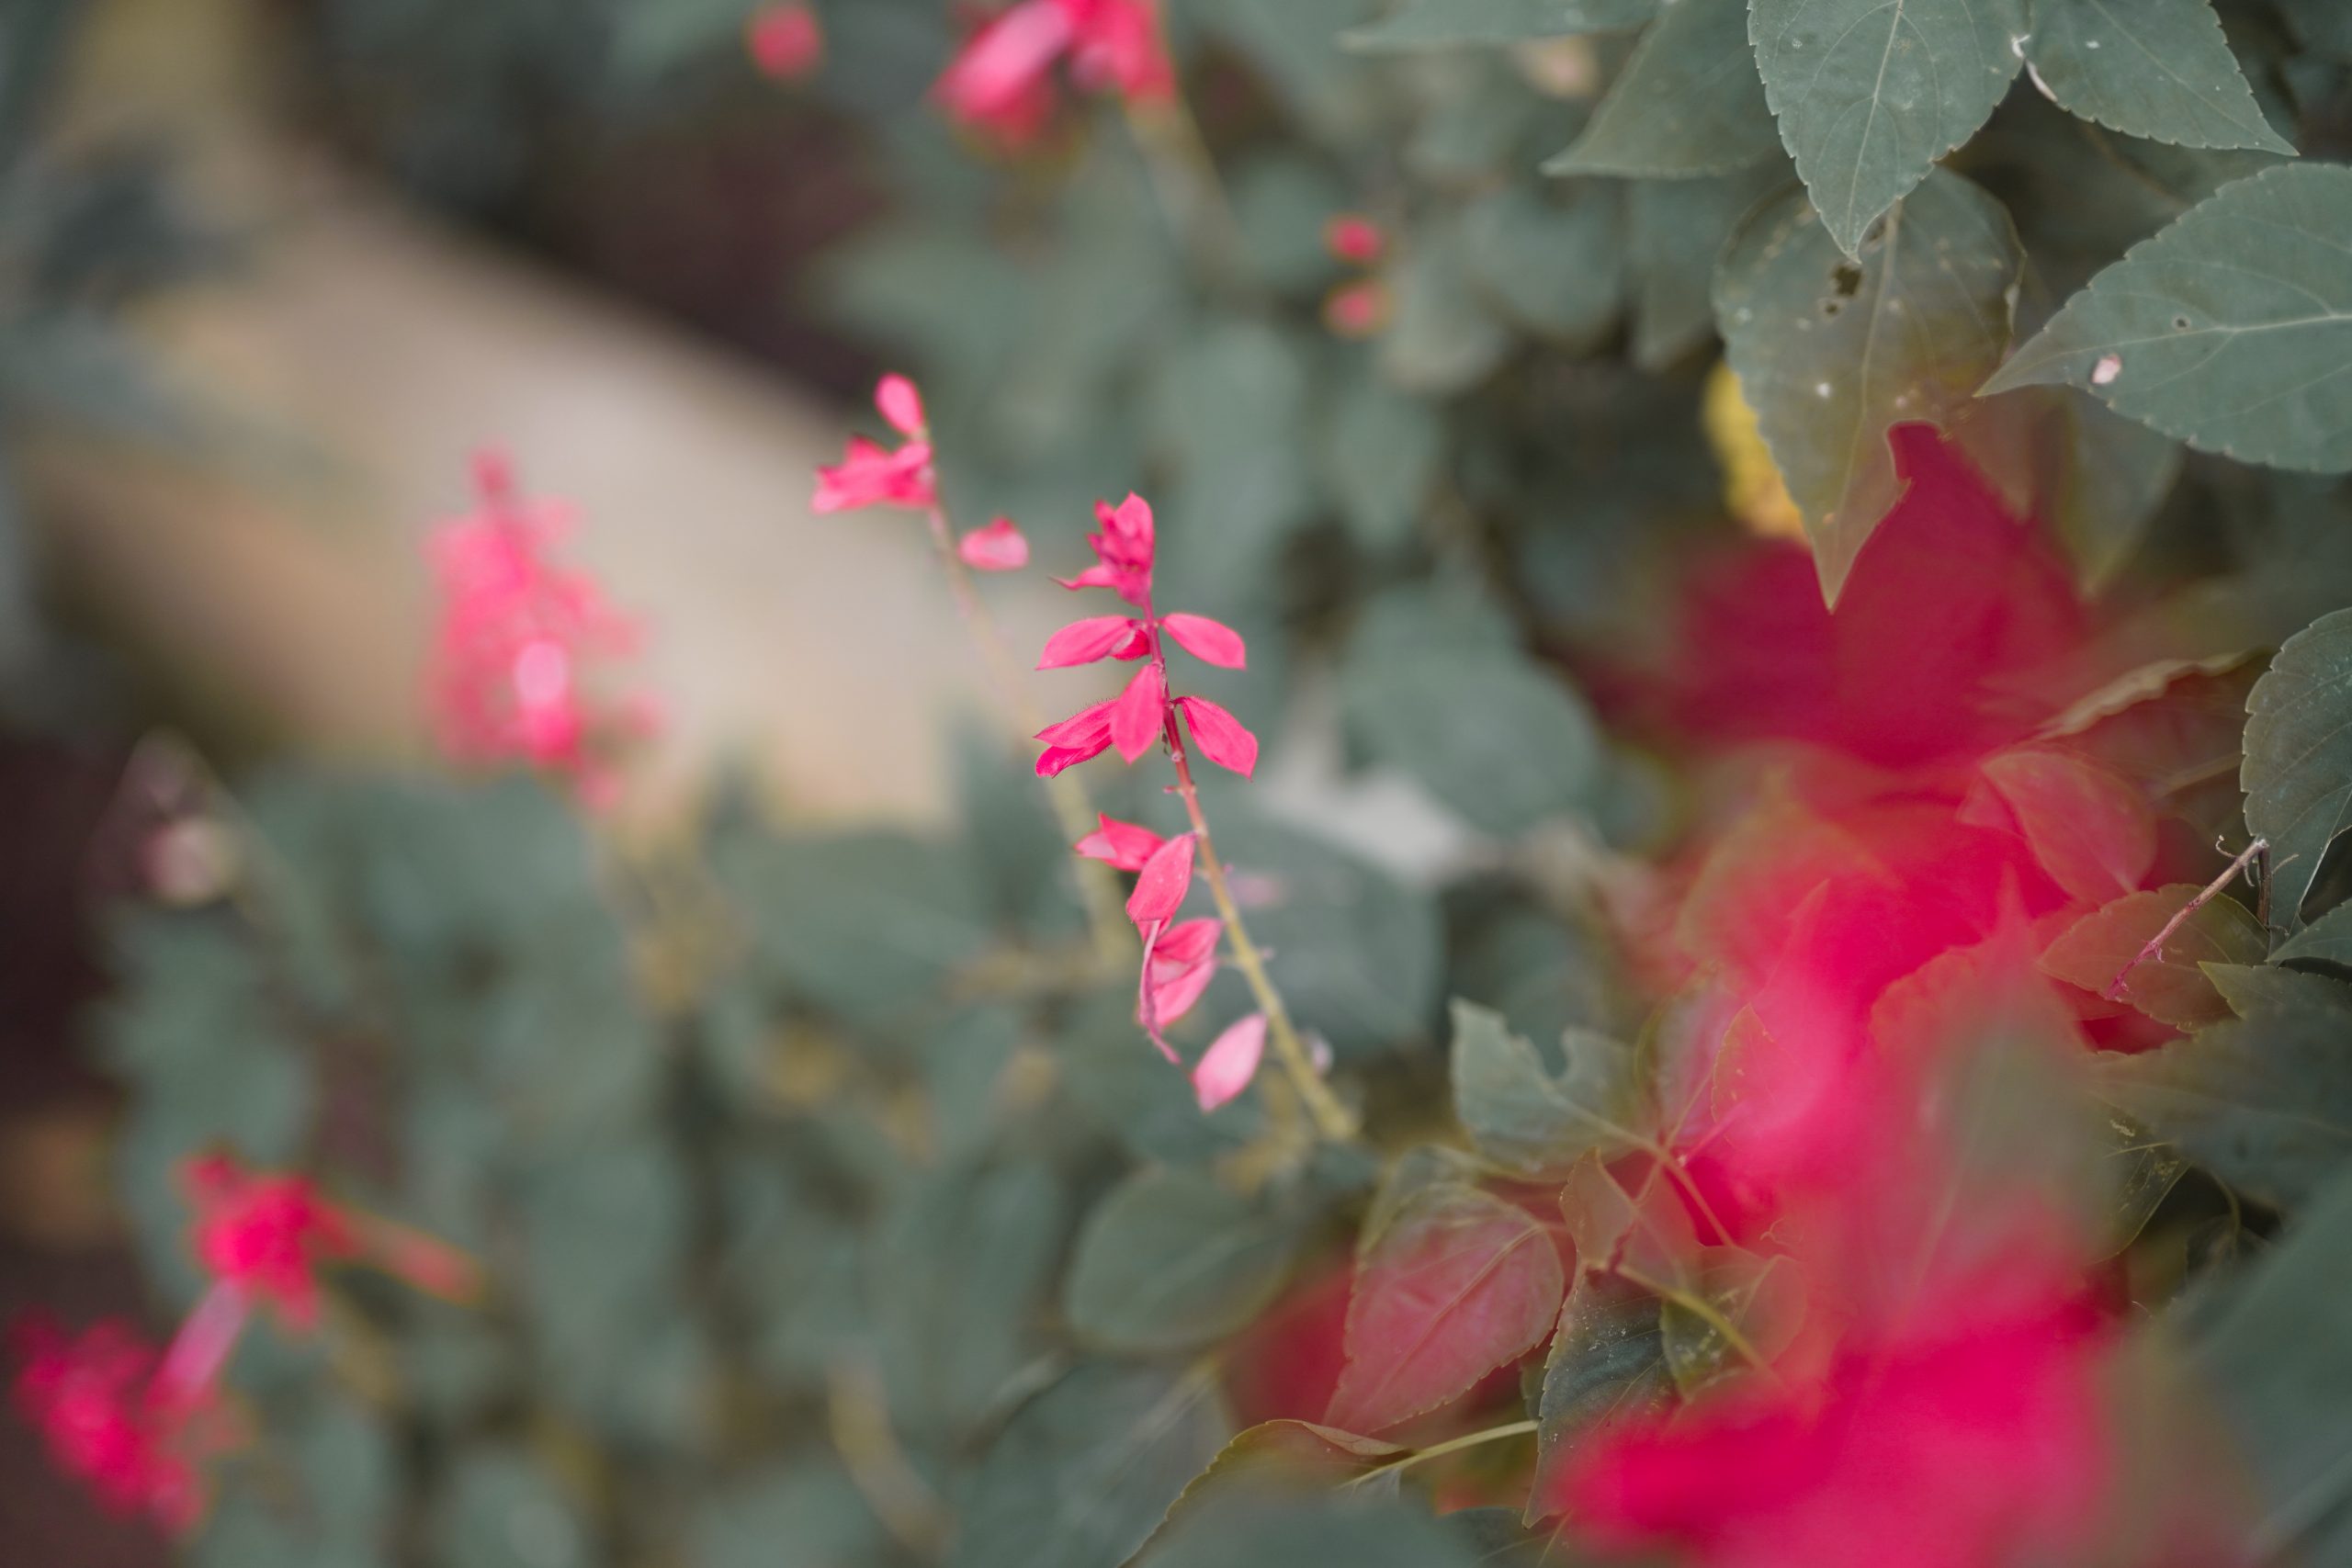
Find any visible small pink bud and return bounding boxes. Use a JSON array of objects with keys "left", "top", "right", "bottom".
[
  {"left": 958, "top": 517, "right": 1029, "bottom": 571},
  {"left": 1110, "top": 661, "right": 1169, "bottom": 762},
  {"left": 876, "top": 374, "right": 926, "bottom": 437},
  {"left": 1126, "top": 831, "right": 1195, "bottom": 926},
  {"left": 1175, "top": 694, "right": 1259, "bottom": 778},
  {"left": 1160, "top": 612, "right": 1247, "bottom": 670},
  {"left": 1324, "top": 279, "right": 1391, "bottom": 338},
  {"left": 1040, "top": 615, "right": 1143, "bottom": 670},
  {"left": 1324, "top": 214, "right": 1385, "bottom": 265},
  {"left": 1193, "top": 1013, "right": 1268, "bottom": 1111},
  {"left": 1075, "top": 814, "right": 1166, "bottom": 872}
]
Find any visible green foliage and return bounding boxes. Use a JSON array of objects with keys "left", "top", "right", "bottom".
[
  {"left": 2244, "top": 607, "right": 2352, "bottom": 925},
  {"left": 2041, "top": 885, "right": 2267, "bottom": 1029},
  {"left": 1063, "top": 1168, "right": 1302, "bottom": 1352},
  {"left": 1544, "top": 0, "right": 1771, "bottom": 179},
  {"left": 2024, "top": 0, "right": 2293, "bottom": 154},
  {"left": 1447, "top": 1000, "right": 1640, "bottom": 1176}
]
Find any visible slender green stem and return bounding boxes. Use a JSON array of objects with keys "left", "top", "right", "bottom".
[
  {"left": 1166, "top": 733, "right": 1357, "bottom": 1143},
  {"left": 1341, "top": 1418, "right": 1541, "bottom": 1490},
  {"left": 922, "top": 507, "right": 1131, "bottom": 964}
]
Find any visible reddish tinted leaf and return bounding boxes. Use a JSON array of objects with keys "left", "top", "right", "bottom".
[
  {"left": 1142, "top": 1419, "right": 1408, "bottom": 1557},
  {"left": 2040, "top": 885, "right": 2267, "bottom": 1031},
  {"left": 1040, "top": 615, "right": 1142, "bottom": 670},
  {"left": 1328, "top": 1182, "right": 1566, "bottom": 1433},
  {"left": 1161, "top": 613, "right": 1249, "bottom": 670},
  {"left": 1127, "top": 832, "right": 1196, "bottom": 926},
  {"left": 1176, "top": 695, "right": 1259, "bottom": 778},
  {"left": 1111, "top": 662, "right": 1169, "bottom": 762},
  {"left": 1981, "top": 750, "right": 2157, "bottom": 906}
]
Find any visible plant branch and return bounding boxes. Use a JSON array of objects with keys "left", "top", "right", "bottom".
[
  {"left": 1340, "top": 1418, "right": 1540, "bottom": 1490},
  {"left": 2107, "top": 837, "right": 2267, "bottom": 1000}
]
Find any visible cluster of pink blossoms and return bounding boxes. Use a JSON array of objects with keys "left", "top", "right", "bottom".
[
  {"left": 426, "top": 453, "right": 654, "bottom": 805},
  {"left": 9, "top": 1154, "right": 471, "bottom": 1532},
  {"left": 746, "top": 3, "right": 824, "bottom": 81},
  {"left": 933, "top": 0, "right": 1173, "bottom": 144},
  {"left": 813, "top": 376, "right": 1029, "bottom": 570}
]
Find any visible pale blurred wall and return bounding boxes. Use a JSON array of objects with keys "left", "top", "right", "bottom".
[{"left": 23, "top": 0, "right": 1088, "bottom": 825}]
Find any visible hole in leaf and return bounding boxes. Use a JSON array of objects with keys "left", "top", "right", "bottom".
[
  {"left": 2173, "top": 315, "right": 2191, "bottom": 330},
  {"left": 1831, "top": 263, "right": 1863, "bottom": 299}
]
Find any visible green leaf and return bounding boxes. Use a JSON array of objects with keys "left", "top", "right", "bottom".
[
  {"left": 1448, "top": 1000, "right": 1641, "bottom": 1175},
  {"left": 1064, "top": 1168, "right": 1302, "bottom": 1354},
  {"left": 432, "top": 1448, "right": 596, "bottom": 1568},
  {"left": 1625, "top": 165, "right": 1792, "bottom": 368},
  {"left": 2276, "top": 899, "right": 2352, "bottom": 971},
  {"left": 2202, "top": 963, "right": 2352, "bottom": 1021},
  {"left": 2097, "top": 1010, "right": 2352, "bottom": 1210},
  {"left": 1715, "top": 169, "right": 2023, "bottom": 603},
  {"left": 1528, "top": 1271, "right": 1669, "bottom": 1518},
  {"left": 2188, "top": 1168, "right": 2352, "bottom": 1563},
  {"left": 1544, "top": 0, "right": 1774, "bottom": 178},
  {"left": 1145, "top": 1495, "right": 1481, "bottom": 1568},
  {"left": 1983, "top": 164, "right": 2352, "bottom": 472},
  {"left": 693, "top": 1462, "right": 888, "bottom": 1568},
  {"left": 1340, "top": 620, "right": 1602, "bottom": 837},
  {"left": 1657, "top": 1249, "right": 1803, "bottom": 1395},
  {"left": 1749, "top": 0, "right": 2023, "bottom": 257},
  {"left": 953, "top": 1364, "right": 1227, "bottom": 1568},
  {"left": 2040, "top": 885, "right": 2267, "bottom": 1029},
  {"left": 1322, "top": 380, "right": 1444, "bottom": 552},
  {"left": 1464, "top": 188, "right": 1623, "bottom": 348},
  {"left": 1342, "top": 0, "right": 1655, "bottom": 52},
  {"left": 1328, "top": 1181, "right": 1566, "bottom": 1432},
  {"left": 2245, "top": 608, "right": 2352, "bottom": 925},
  {"left": 2023, "top": 0, "right": 2292, "bottom": 154},
  {"left": 1142, "top": 1421, "right": 1409, "bottom": 1556}
]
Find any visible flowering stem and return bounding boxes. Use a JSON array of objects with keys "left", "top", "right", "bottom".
[
  {"left": 1166, "top": 729, "right": 1358, "bottom": 1143},
  {"left": 156, "top": 1283, "right": 247, "bottom": 1402},
  {"left": 922, "top": 506, "right": 1131, "bottom": 963}
]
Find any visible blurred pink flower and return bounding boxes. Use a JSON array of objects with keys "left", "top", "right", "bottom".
[
  {"left": 812, "top": 376, "right": 939, "bottom": 514},
  {"left": 746, "top": 3, "right": 823, "bottom": 79},
  {"left": 9, "top": 1314, "right": 231, "bottom": 1533},
  {"left": 1075, "top": 813, "right": 1166, "bottom": 871},
  {"left": 427, "top": 452, "right": 649, "bottom": 797},
  {"left": 1324, "top": 214, "right": 1386, "bottom": 265},
  {"left": 183, "top": 1155, "right": 360, "bottom": 1332},
  {"left": 935, "top": 0, "right": 1173, "bottom": 141},
  {"left": 958, "top": 516, "right": 1030, "bottom": 571}
]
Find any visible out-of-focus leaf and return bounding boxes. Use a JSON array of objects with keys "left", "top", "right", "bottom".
[
  {"left": 1150, "top": 320, "right": 1318, "bottom": 595},
  {"left": 1342, "top": 0, "right": 1654, "bottom": 52},
  {"left": 1544, "top": 0, "right": 1772, "bottom": 178},
  {"left": 432, "top": 1448, "right": 597, "bottom": 1568},
  {"left": 2097, "top": 1012, "right": 2352, "bottom": 1209},
  {"left": 1328, "top": 1180, "right": 1566, "bottom": 1432},
  {"left": 2025, "top": 0, "right": 2292, "bottom": 154},
  {"left": 1143, "top": 1420, "right": 1408, "bottom": 1554},
  {"left": 2244, "top": 608, "right": 2352, "bottom": 925},
  {"left": 1624, "top": 164, "right": 1791, "bottom": 368},
  {"left": 1464, "top": 187, "right": 1622, "bottom": 348},
  {"left": 1657, "top": 1248, "right": 1802, "bottom": 1395},
  {"left": 1979, "top": 748, "right": 2159, "bottom": 906},
  {"left": 1064, "top": 1168, "right": 1301, "bottom": 1353},
  {"left": 1715, "top": 170, "right": 2022, "bottom": 603},
  {"left": 1322, "top": 378, "right": 1443, "bottom": 552},
  {"left": 2033, "top": 653, "right": 2259, "bottom": 844},
  {"left": 2188, "top": 1167, "right": 2352, "bottom": 1562},
  {"left": 692, "top": 1461, "right": 888, "bottom": 1568},
  {"left": 952, "top": 1363, "right": 1227, "bottom": 1568},
  {"left": 2041, "top": 885, "right": 2267, "bottom": 1029},
  {"left": 1381, "top": 212, "right": 1514, "bottom": 394},
  {"left": 1449, "top": 1000, "right": 1640, "bottom": 1175},
  {"left": 1750, "top": 0, "right": 2023, "bottom": 257},
  {"left": 1984, "top": 165, "right": 2352, "bottom": 472},
  {"left": 1145, "top": 1494, "right": 1483, "bottom": 1568}
]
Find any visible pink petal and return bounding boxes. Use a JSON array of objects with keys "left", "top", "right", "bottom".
[
  {"left": 1038, "top": 615, "right": 1141, "bottom": 670},
  {"left": 1035, "top": 698, "right": 1114, "bottom": 749},
  {"left": 1054, "top": 564, "right": 1125, "bottom": 593},
  {"left": 1036, "top": 743, "right": 1105, "bottom": 778},
  {"left": 748, "top": 4, "right": 824, "bottom": 79},
  {"left": 1107, "top": 492, "right": 1155, "bottom": 554},
  {"left": 1112, "top": 624, "right": 1152, "bottom": 660},
  {"left": 1324, "top": 214, "right": 1385, "bottom": 265},
  {"left": 935, "top": 0, "right": 1073, "bottom": 119},
  {"left": 1125, "top": 831, "right": 1195, "bottom": 926},
  {"left": 1110, "top": 661, "right": 1169, "bottom": 763},
  {"left": 957, "top": 517, "right": 1029, "bottom": 571},
  {"left": 1160, "top": 613, "right": 1247, "bottom": 670},
  {"left": 1075, "top": 814, "right": 1166, "bottom": 872},
  {"left": 1176, "top": 694, "right": 1259, "bottom": 778},
  {"left": 876, "top": 375, "right": 925, "bottom": 436},
  {"left": 1147, "top": 952, "right": 1219, "bottom": 1031},
  {"left": 1193, "top": 1013, "right": 1268, "bottom": 1111},
  {"left": 1151, "top": 916, "right": 1221, "bottom": 972}
]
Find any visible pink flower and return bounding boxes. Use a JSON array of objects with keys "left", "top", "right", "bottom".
[
  {"left": 1324, "top": 214, "right": 1385, "bottom": 265},
  {"left": 426, "top": 452, "right": 650, "bottom": 796},
  {"left": 934, "top": 0, "right": 1173, "bottom": 141},
  {"left": 812, "top": 376, "right": 938, "bottom": 514},
  {"left": 1144, "top": 915, "right": 1223, "bottom": 1036},
  {"left": 747, "top": 3, "right": 823, "bottom": 79},
  {"left": 1160, "top": 612, "right": 1246, "bottom": 669},
  {"left": 1324, "top": 279, "right": 1391, "bottom": 338},
  {"left": 9, "top": 1314, "right": 233, "bottom": 1533},
  {"left": 183, "top": 1155, "right": 360, "bottom": 1331},
  {"left": 1035, "top": 697, "right": 1116, "bottom": 776},
  {"left": 1175, "top": 694, "right": 1258, "bottom": 777},
  {"left": 1075, "top": 813, "right": 1166, "bottom": 871},
  {"left": 1125, "top": 830, "right": 1195, "bottom": 926},
  {"left": 1039, "top": 615, "right": 1147, "bottom": 670},
  {"left": 1193, "top": 1012, "right": 1268, "bottom": 1111},
  {"left": 1110, "top": 662, "right": 1168, "bottom": 762},
  {"left": 958, "top": 517, "right": 1030, "bottom": 571},
  {"left": 1055, "top": 493, "right": 1158, "bottom": 608}
]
